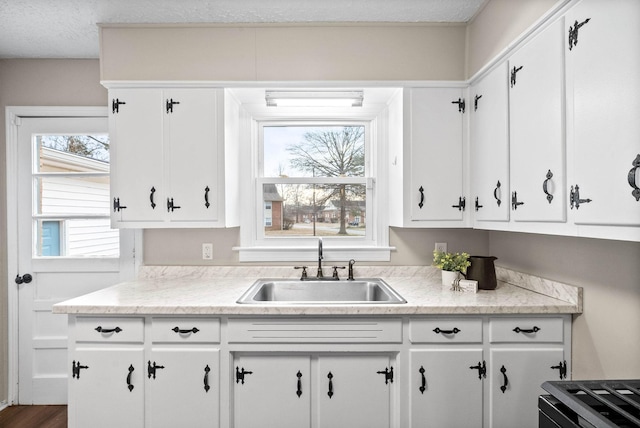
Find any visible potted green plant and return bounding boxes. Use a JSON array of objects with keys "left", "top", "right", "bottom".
[{"left": 433, "top": 250, "right": 471, "bottom": 286}]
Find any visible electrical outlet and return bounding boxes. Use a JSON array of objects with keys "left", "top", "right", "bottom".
[
  {"left": 202, "top": 243, "right": 213, "bottom": 260},
  {"left": 435, "top": 242, "right": 447, "bottom": 253}
]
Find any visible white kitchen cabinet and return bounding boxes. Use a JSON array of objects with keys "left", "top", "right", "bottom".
[
  {"left": 509, "top": 19, "right": 566, "bottom": 223},
  {"left": 317, "top": 355, "right": 392, "bottom": 428},
  {"left": 233, "top": 355, "right": 311, "bottom": 428},
  {"left": 410, "top": 349, "right": 484, "bottom": 428},
  {"left": 390, "top": 87, "right": 468, "bottom": 227},
  {"left": 146, "top": 348, "right": 219, "bottom": 428},
  {"left": 565, "top": 0, "right": 640, "bottom": 228},
  {"left": 109, "top": 87, "right": 226, "bottom": 227},
  {"left": 470, "top": 62, "right": 510, "bottom": 222}
]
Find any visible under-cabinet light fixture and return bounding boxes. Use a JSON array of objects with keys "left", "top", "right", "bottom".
[{"left": 265, "top": 90, "right": 364, "bottom": 107}]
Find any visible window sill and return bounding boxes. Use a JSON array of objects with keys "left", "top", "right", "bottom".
[{"left": 234, "top": 246, "right": 394, "bottom": 262}]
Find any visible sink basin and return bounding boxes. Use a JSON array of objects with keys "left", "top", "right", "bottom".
[{"left": 236, "top": 278, "right": 407, "bottom": 304}]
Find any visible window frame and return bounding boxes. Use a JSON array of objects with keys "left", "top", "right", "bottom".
[{"left": 237, "top": 104, "right": 392, "bottom": 263}]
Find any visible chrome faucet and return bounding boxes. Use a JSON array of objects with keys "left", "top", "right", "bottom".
[{"left": 317, "top": 237, "right": 324, "bottom": 278}]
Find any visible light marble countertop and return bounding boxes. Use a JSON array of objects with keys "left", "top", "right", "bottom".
[{"left": 52, "top": 265, "right": 582, "bottom": 316}]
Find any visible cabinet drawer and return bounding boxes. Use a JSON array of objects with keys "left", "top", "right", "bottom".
[
  {"left": 151, "top": 317, "right": 220, "bottom": 343},
  {"left": 410, "top": 318, "right": 483, "bottom": 343},
  {"left": 489, "top": 317, "right": 563, "bottom": 343},
  {"left": 75, "top": 317, "right": 144, "bottom": 343},
  {"left": 228, "top": 318, "right": 402, "bottom": 343}
]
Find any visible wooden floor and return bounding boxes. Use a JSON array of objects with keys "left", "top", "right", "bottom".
[{"left": 0, "top": 405, "right": 67, "bottom": 428}]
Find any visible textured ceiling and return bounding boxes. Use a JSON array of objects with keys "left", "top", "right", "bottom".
[{"left": 0, "top": 0, "right": 487, "bottom": 58}]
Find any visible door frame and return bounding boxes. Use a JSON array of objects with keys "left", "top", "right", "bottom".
[{"left": 5, "top": 106, "right": 142, "bottom": 404}]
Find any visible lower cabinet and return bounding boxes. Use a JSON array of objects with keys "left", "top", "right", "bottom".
[{"left": 233, "top": 354, "right": 394, "bottom": 428}]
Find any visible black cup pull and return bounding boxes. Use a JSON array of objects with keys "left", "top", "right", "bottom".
[
  {"left": 204, "top": 186, "right": 211, "bottom": 208},
  {"left": 296, "top": 371, "right": 303, "bottom": 398},
  {"left": 500, "top": 365, "right": 509, "bottom": 393},
  {"left": 433, "top": 327, "right": 461, "bottom": 335},
  {"left": 172, "top": 327, "right": 200, "bottom": 334},
  {"left": 469, "top": 361, "right": 487, "bottom": 380},
  {"left": 418, "top": 186, "right": 425, "bottom": 209},
  {"left": 95, "top": 326, "right": 122, "bottom": 334},
  {"left": 150, "top": 187, "right": 156, "bottom": 209},
  {"left": 550, "top": 361, "right": 567, "bottom": 380},
  {"left": 72, "top": 360, "right": 89, "bottom": 379},
  {"left": 327, "top": 372, "right": 334, "bottom": 398},
  {"left": 543, "top": 170, "right": 554, "bottom": 203},
  {"left": 377, "top": 367, "right": 394, "bottom": 384},
  {"left": 494, "top": 181, "right": 502, "bottom": 206},
  {"left": 147, "top": 361, "right": 165, "bottom": 379},
  {"left": 204, "top": 365, "right": 211, "bottom": 392},
  {"left": 127, "top": 364, "right": 135, "bottom": 392},
  {"left": 236, "top": 367, "right": 253, "bottom": 384},
  {"left": 513, "top": 326, "right": 540, "bottom": 334},
  {"left": 419, "top": 366, "right": 426, "bottom": 394},
  {"left": 628, "top": 154, "right": 640, "bottom": 201}
]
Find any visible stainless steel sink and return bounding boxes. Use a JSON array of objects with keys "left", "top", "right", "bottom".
[{"left": 236, "top": 278, "right": 406, "bottom": 304}]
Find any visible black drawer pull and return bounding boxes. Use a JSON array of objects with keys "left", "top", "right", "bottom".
[
  {"left": 419, "top": 366, "right": 426, "bottom": 394},
  {"left": 500, "top": 365, "right": 509, "bottom": 393},
  {"left": 172, "top": 327, "right": 200, "bottom": 334},
  {"left": 433, "top": 327, "right": 460, "bottom": 335},
  {"left": 95, "top": 326, "right": 122, "bottom": 334},
  {"left": 418, "top": 186, "right": 425, "bottom": 209},
  {"left": 126, "top": 364, "right": 135, "bottom": 392},
  {"left": 543, "top": 170, "right": 554, "bottom": 203},
  {"left": 296, "top": 371, "right": 303, "bottom": 398},
  {"left": 204, "top": 365, "right": 211, "bottom": 392},
  {"left": 513, "top": 326, "right": 540, "bottom": 334}
]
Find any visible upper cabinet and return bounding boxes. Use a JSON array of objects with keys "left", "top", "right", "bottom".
[
  {"left": 565, "top": 0, "right": 640, "bottom": 229},
  {"left": 389, "top": 87, "right": 469, "bottom": 228},
  {"left": 509, "top": 19, "right": 566, "bottom": 223},
  {"left": 470, "top": 62, "right": 510, "bottom": 223},
  {"left": 109, "top": 87, "right": 236, "bottom": 228}
]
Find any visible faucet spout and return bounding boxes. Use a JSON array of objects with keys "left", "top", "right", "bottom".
[{"left": 317, "top": 237, "right": 323, "bottom": 278}]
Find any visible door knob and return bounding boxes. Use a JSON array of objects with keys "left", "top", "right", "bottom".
[{"left": 15, "top": 273, "right": 32, "bottom": 284}]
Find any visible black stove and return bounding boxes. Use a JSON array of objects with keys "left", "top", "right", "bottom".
[{"left": 540, "top": 380, "right": 640, "bottom": 428}]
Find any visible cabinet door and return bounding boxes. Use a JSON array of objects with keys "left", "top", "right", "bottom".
[
  {"left": 233, "top": 355, "right": 311, "bottom": 428},
  {"left": 69, "top": 348, "right": 144, "bottom": 428},
  {"left": 146, "top": 348, "right": 220, "bottom": 428},
  {"left": 410, "top": 349, "right": 483, "bottom": 428},
  {"left": 109, "top": 89, "right": 164, "bottom": 223},
  {"left": 165, "top": 88, "right": 221, "bottom": 222},
  {"left": 471, "top": 63, "right": 510, "bottom": 222},
  {"left": 317, "top": 355, "right": 392, "bottom": 428},
  {"left": 509, "top": 19, "right": 566, "bottom": 222},
  {"left": 408, "top": 88, "right": 465, "bottom": 222},
  {"left": 566, "top": 0, "right": 640, "bottom": 226},
  {"left": 489, "top": 348, "right": 565, "bottom": 428}
]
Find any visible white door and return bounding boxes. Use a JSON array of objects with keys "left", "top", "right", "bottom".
[{"left": 14, "top": 114, "right": 135, "bottom": 404}]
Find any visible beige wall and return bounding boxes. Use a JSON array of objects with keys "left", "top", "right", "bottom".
[
  {"left": 0, "top": 59, "right": 106, "bottom": 404},
  {"left": 100, "top": 24, "right": 467, "bottom": 81}
]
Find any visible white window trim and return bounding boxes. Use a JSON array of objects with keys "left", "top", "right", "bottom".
[{"left": 235, "top": 100, "right": 393, "bottom": 262}]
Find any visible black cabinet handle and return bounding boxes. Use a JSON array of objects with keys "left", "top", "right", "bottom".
[
  {"left": 568, "top": 18, "right": 591, "bottom": 51},
  {"left": 204, "top": 365, "right": 211, "bottom": 392},
  {"left": 113, "top": 197, "right": 127, "bottom": 212},
  {"left": 150, "top": 187, "right": 156, "bottom": 209},
  {"left": 494, "top": 181, "right": 502, "bottom": 206},
  {"left": 418, "top": 186, "right": 425, "bottom": 209},
  {"left": 433, "top": 327, "right": 461, "bottom": 335},
  {"left": 167, "top": 198, "right": 181, "bottom": 212},
  {"left": 172, "top": 327, "right": 200, "bottom": 334},
  {"left": 570, "top": 185, "right": 592, "bottom": 209},
  {"left": 628, "top": 154, "right": 640, "bottom": 201},
  {"left": 511, "top": 191, "right": 524, "bottom": 210},
  {"left": 543, "top": 170, "right": 554, "bottom": 203},
  {"left": 147, "top": 361, "right": 165, "bottom": 379},
  {"left": 127, "top": 364, "right": 135, "bottom": 392},
  {"left": 95, "top": 326, "right": 122, "bottom": 334},
  {"left": 235, "top": 367, "right": 253, "bottom": 384},
  {"left": 327, "top": 372, "right": 334, "bottom": 398},
  {"left": 500, "top": 365, "right": 509, "bottom": 393},
  {"left": 204, "top": 186, "right": 211, "bottom": 208},
  {"left": 513, "top": 326, "right": 540, "bottom": 334},
  {"left": 452, "top": 196, "right": 466, "bottom": 211},
  {"left": 377, "top": 367, "right": 394, "bottom": 384},
  {"left": 550, "top": 361, "right": 567, "bottom": 380},
  {"left": 469, "top": 361, "right": 487, "bottom": 380},
  {"left": 510, "top": 65, "right": 523, "bottom": 87},
  {"left": 72, "top": 360, "right": 89, "bottom": 379},
  {"left": 296, "top": 371, "right": 303, "bottom": 398},
  {"left": 419, "top": 366, "right": 426, "bottom": 394},
  {"left": 475, "top": 197, "right": 483, "bottom": 211}
]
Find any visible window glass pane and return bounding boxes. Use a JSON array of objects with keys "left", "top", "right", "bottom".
[
  {"left": 263, "top": 126, "right": 365, "bottom": 178},
  {"left": 36, "top": 219, "right": 119, "bottom": 257},
  {"left": 263, "top": 183, "right": 366, "bottom": 237},
  {"left": 37, "top": 135, "right": 110, "bottom": 171},
  {"left": 36, "top": 176, "right": 110, "bottom": 216}
]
